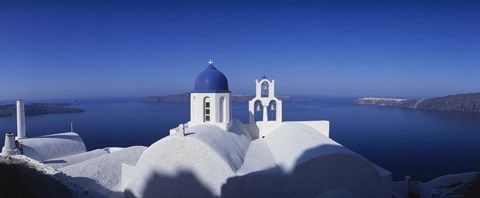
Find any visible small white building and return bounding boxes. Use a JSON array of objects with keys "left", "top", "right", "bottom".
[
  {"left": 2, "top": 100, "right": 87, "bottom": 161},
  {"left": 187, "top": 60, "right": 232, "bottom": 130}
]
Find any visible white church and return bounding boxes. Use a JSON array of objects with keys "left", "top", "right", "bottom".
[{"left": 2, "top": 60, "right": 392, "bottom": 197}]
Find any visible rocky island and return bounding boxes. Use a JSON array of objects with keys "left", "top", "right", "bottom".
[
  {"left": 353, "top": 93, "right": 480, "bottom": 113},
  {"left": 0, "top": 103, "right": 84, "bottom": 117},
  {"left": 140, "top": 92, "right": 292, "bottom": 103}
]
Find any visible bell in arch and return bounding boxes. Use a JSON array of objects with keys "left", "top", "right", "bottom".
[
  {"left": 271, "top": 104, "right": 276, "bottom": 111},
  {"left": 256, "top": 103, "right": 261, "bottom": 111}
]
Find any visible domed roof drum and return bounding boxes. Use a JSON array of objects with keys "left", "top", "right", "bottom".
[{"left": 193, "top": 64, "right": 230, "bottom": 93}]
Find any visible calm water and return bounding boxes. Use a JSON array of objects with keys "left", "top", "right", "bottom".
[{"left": 1, "top": 97, "right": 480, "bottom": 181}]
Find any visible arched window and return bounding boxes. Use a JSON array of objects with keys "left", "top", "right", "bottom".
[
  {"left": 204, "top": 97, "right": 211, "bottom": 122},
  {"left": 219, "top": 97, "right": 225, "bottom": 122}
]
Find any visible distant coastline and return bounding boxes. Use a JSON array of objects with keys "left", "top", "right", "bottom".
[
  {"left": 353, "top": 93, "right": 480, "bottom": 113},
  {"left": 0, "top": 103, "right": 84, "bottom": 117},
  {"left": 140, "top": 92, "right": 294, "bottom": 103}
]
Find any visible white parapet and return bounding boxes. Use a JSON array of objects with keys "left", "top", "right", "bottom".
[
  {"left": 244, "top": 120, "right": 330, "bottom": 139},
  {"left": 2, "top": 132, "right": 19, "bottom": 156},
  {"left": 16, "top": 100, "right": 27, "bottom": 139}
]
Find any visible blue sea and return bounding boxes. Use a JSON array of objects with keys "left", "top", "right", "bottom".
[{"left": 1, "top": 97, "right": 480, "bottom": 181}]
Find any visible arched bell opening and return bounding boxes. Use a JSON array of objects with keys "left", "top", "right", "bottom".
[
  {"left": 261, "top": 81, "right": 270, "bottom": 98},
  {"left": 268, "top": 100, "right": 277, "bottom": 121},
  {"left": 253, "top": 100, "right": 263, "bottom": 122}
]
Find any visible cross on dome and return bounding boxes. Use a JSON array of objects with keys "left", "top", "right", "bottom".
[{"left": 208, "top": 59, "right": 214, "bottom": 65}]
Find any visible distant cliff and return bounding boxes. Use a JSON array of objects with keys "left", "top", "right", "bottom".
[
  {"left": 353, "top": 93, "right": 480, "bottom": 113},
  {"left": 140, "top": 93, "right": 292, "bottom": 103},
  {"left": 0, "top": 103, "right": 84, "bottom": 117},
  {"left": 141, "top": 93, "right": 191, "bottom": 103}
]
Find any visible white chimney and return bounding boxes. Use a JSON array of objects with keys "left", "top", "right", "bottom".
[
  {"left": 1, "top": 132, "right": 19, "bottom": 156},
  {"left": 16, "top": 100, "right": 26, "bottom": 139}
]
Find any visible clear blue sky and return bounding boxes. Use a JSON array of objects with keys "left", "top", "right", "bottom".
[{"left": 0, "top": 0, "right": 479, "bottom": 100}]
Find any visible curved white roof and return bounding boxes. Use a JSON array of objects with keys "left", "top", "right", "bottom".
[
  {"left": 44, "top": 148, "right": 109, "bottom": 169},
  {"left": 122, "top": 119, "right": 251, "bottom": 197},
  {"left": 264, "top": 122, "right": 359, "bottom": 172},
  {"left": 19, "top": 132, "right": 86, "bottom": 162},
  {"left": 121, "top": 121, "right": 391, "bottom": 197},
  {"left": 224, "top": 122, "right": 391, "bottom": 198},
  {"left": 60, "top": 146, "right": 146, "bottom": 197}
]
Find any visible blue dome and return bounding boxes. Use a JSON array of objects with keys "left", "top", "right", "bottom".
[{"left": 193, "top": 64, "right": 229, "bottom": 93}]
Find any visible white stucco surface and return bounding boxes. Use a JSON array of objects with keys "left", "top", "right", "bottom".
[
  {"left": 236, "top": 139, "right": 278, "bottom": 176},
  {"left": 60, "top": 146, "right": 146, "bottom": 197},
  {"left": 286, "top": 120, "right": 330, "bottom": 137},
  {"left": 188, "top": 119, "right": 251, "bottom": 171},
  {"left": 224, "top": 122, "right": 392, "bottom": 197},
  {"left": 19, "top": 132, "right": 86, "bottom": 162},
  {"left": 16, "top": 100, "right": 27, "bottom": 139},
  {"left": 252, "top": 122, "right": 392, "bottom": 197},
  {"left": 122, "top": 118, "right": 252, "bottom": 197},
  {"left": 44, "top": 148, "right": 110, "bottom": 169},
  {"left": 264, "top": 122, "right": 353, "bottom": 172},
  {"left": 245, "top": 120, "right": 330, "bottom": 139},
  {"left": 189, "top": 92, "right": 232, "bottom": 130},
  {"left": 122, "top": 121, "right": 391, "bottom": 198},
  {"left": 1, "top": 133, "right": 19, "bottom": 156}
]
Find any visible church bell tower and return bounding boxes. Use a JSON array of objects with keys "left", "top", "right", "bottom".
[{"left": 248, "top": 76, "right": 283, "bottom": 123}]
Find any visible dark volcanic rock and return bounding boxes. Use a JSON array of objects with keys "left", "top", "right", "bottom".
[
  {"left": 353, "top": 93, "right": 480, "bottom": 113},
  {"left": 415, "top": 93, "right": 480, "bottom": 112},
  {"left": 0, "top": 157, "right": 75, "bottom": 197},
  {"left": 0, "top": 103, "right": 84, "bottom": 117}
]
